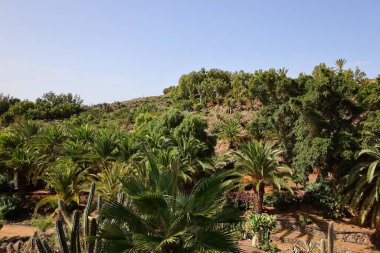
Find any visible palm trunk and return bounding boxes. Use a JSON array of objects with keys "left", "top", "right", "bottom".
[
  {"left": 15, "top": 172, "right": 27, "bottom": 198},
  {"left": 252, "top": 186, "right": 264, "bottom": 214}
]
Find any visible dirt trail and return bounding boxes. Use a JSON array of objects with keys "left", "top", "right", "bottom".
[{"left": 0, "top": 224, "right": 36, "bottom": 239}]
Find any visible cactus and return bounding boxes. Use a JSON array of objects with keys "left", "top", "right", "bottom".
[
  {"left": 58, "top": 199, "right": 73, "bottom": 229},
  {"left": 42, "top": 239, "right": 54, "bottom": 253},
  {"left": 84, "top": 182, "right": 96, "bottom": 237},
  {"left": 71, "top": 210, "right": 81, "bottom": 253},
  {"left": 36, "top": 237, "right": 47, "bottom": 253},
  {"left": 320, "top": 238, "right": 326, "bottom": 253},
  {"left": 117, "top": 186, "right": 125, "bottom": 204},
  {"left": 88, "top": 217, "right": 97, "bottom": 253},
  {"left": 97, "top": 195, "right": 102, "bottom": 212},
  {"left": 56, "top": 219, "right": 70, "bottom": 253},
  {"left": 328, "top": 221, "right": 334, "bottom": 253}
]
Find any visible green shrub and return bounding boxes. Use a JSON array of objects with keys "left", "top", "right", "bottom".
[
  {"left": 0, "top": 174, "right": 15, "bottom": 192},
  {"left": 245, "top": 213, "right": 277, "bottom": 252},
  {"left": 0, "top": 195, "right": 22, "bottom": 219},
  {"left": 263, "top": 191, "right": 300, "bottom": 211},
  {"left": 304, "top": 178, "right": 346, "bottom": 220},
  {"left": 32, "top": 215, "right": 54, "bottom": 232},
  {"left": 194, "top": 103, "right": 204, "bottom": 112},
  {"left": 299, "top": 214, "right": 313, "bottom": 226}
]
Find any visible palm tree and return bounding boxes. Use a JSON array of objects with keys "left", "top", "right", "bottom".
[
  {"left": 7, "top": 147, "right": 38, "bottom": 197},
  {"left": 98, "top": 165, "right": 242, "bottom": 253},
  {"left": 34, "top": 159, "right": 88, "bottom": 213},
  {"left": 346, "top": 145, "right": 380, "bottom": 232},
  {"left": 35, "top": 125, "right": 66, "bottom": 168},
  {"left": 335, "top": 58, "right": 347, "bottom": 72},
  {"left": 234, "top": 141, "right": 292, "bottom": 213},
  {"left": 220, "top": 119, "right": 243, "bottom": 149},
  {"left": 11, "top": 120, "right": 41, "bottom": 145},
  {"left": 69, "top": 124, "right": 94, "bottom": 143},
  {"left": 90, "top": 130, "right": 118, "bottom": 163}
]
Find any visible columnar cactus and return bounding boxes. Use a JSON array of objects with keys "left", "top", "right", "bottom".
[
  {"left": 36, "top": 183, "right": 101, "bottom": 253},
  {"left": 320, "top": 238, "right": 326, "bottom": 253},
  {"left": 328, "top": 221, "right": 334, "bottom": 253},
  {"left": 56, "top": 219, "right": 69, "bottom": 253},
  {"left": 84, "top": 182, "right": 96, "bottom": 237},
  {"left": 88, "top": 218, "right": 98, "bottom": 253},
  {"left": 71, "top": 210, "right": 81, "bottom": 253}
]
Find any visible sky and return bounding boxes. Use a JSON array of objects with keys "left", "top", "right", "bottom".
[{"left": 0, "top": 0, "right": 379, "bottom": 104}]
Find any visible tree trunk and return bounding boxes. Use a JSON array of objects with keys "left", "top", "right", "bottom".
[
  {"left": 15, "top": 172, "right": 27, "bottom": 198},
  {"left": 252, "top": 186, "right": 264, "bottom": 214}
]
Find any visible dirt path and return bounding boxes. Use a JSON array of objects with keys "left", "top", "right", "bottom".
[{"left": 0, "top": 224, "right": 36, "bottom": 239}]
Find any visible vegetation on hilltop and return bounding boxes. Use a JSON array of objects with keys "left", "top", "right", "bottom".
[{"left": 0, "top": 60, "right": 380, "bottom": 252}]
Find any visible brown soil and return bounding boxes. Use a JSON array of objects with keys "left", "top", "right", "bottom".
[{"left": 0, "top": 225, "right": 36, "bottom": 239}]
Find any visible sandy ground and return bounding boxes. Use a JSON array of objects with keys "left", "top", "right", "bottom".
[{"left": 0, "top": 224, "right": 36, "bottom": 238}]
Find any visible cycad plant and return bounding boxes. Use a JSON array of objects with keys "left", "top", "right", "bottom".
[
  {"left": 7, "top": 147, "right": 38, "bottom": 197},
  {"left": 97, "top": 158, "right": 242, "bottom": 253},
  {"left": 234, "top": 141, "right": 292, "bottom": 213},
  {"left": 220, "top": 119, "right": 243, "bottom": 149},
  {"left": 346, "top": 145, "right": 380, "bottom": 232},
  {"left": 35, "top": 159, "right": 88, "bottom": 213}
]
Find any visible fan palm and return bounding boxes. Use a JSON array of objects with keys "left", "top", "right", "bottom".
[
  {"left": 346, "top": 145, "right": 380, "bottom": 231},
  {"left": 234, "top": 141, "right": 292, "bottom": 213},
  {"left": 98, "top": 163, "right": 242, "bottom": 253}
]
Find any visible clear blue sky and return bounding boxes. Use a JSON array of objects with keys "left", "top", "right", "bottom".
[{"left": 0, "top": 0, "right": 379, "bottom": 104}]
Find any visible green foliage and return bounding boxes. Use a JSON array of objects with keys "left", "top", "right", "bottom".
[
  {"left": 263, "top": 191, "right": 299, "bottom": 211},
  {"left": 245, "top": 213, "right": 277, "bottom": 251},
  {"left": 0, "top": 174, "right": 15, "bottom": 192},
  {"left": 0, "top": 92, "right": 82, "bottom": 125},
  {"left": 0, "top": 195, "right": 22, "bottom": 219},
  {"left": 305, "top": 178, "right": 345, "bottom": 220},
  {"left": 298, "top": 214, "right": 313, "bottom": 226},
  {"left": 32, "top": 215, "right": 54, "bottom": 232},
  {"left": 234, "top": 141, "right": 293, "bottom": 213},
  {"left": 98, "top": 165, "right": 242, "bottom": 253},
  {"left": 345, "top": 145, "right": 380, "bottom": 227}
]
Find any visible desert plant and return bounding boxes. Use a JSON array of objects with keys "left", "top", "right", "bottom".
[{"left": 245, "top": 213, "right": 277, "bottom": 251}]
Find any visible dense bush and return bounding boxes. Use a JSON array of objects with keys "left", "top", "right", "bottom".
[
  {"left": 0, "top": 195, "right": 22, "bottom": 219},
  {"left": 245, "top": 213, "right": 277, "bottom": 252},
  {"left": 0, "top": 92, "right": 83, "bottom": 125},
  {"left": 0, "top": 174, "right": 15, "bottom": 192},
  {"left": 263, "top": 191, "right": 300, "bottom": 211},
  {"left": 304, "top": 178, "right": 346, "bottom": 220}
]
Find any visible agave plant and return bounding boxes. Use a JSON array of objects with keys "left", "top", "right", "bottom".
[{"left": 234, "top": 141, "right": 293, "bottom": 213}]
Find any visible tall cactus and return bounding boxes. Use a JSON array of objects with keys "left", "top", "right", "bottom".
[
  {"left": 328, "top": 221, "right": 334, "bottom": 253},
  {"left": 58, "top": 199, "right": 73, "bottom": 229},
  {"left": 56, "top": 219, "right": 69, "bottom": 253},
  {"left": 88, "top": 217, "right": 98, "bottom": 253},
  {"left": 320, "top": 238, "right": 326, "bottom": 253},
  {"left": 70, "top": 210, "right": 81, "bottom": 253},
  {"left": 84, "top": 182, "right": 96, "bottom": 237}
]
